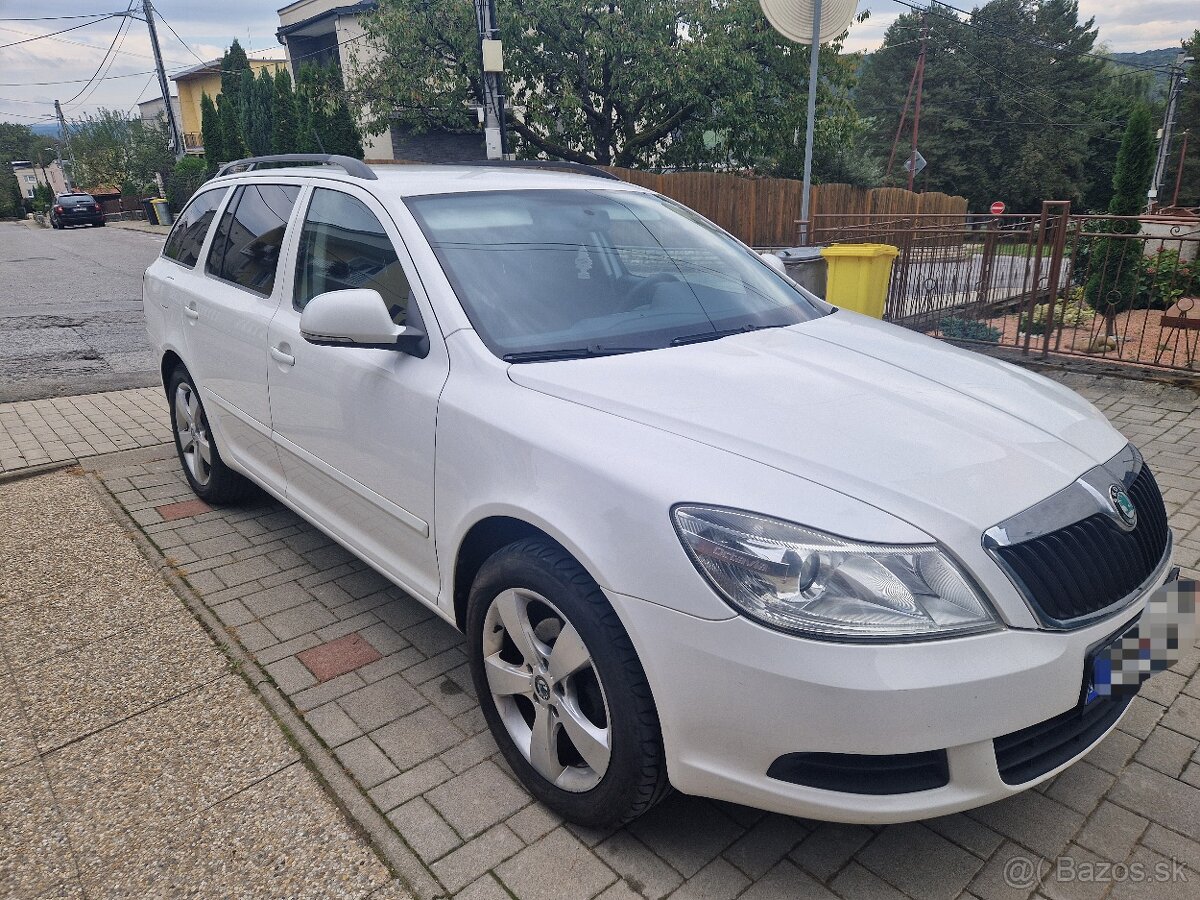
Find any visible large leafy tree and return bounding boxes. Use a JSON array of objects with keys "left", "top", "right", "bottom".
[
  {"left": 68, "top": 109, "right": 172, "bottom": 195},
  {"left": 354, "top": 0, "right": 868, "bottom": 176},
  {"left": 858, "top": 0, "right": 1120, "bottom": 209}
]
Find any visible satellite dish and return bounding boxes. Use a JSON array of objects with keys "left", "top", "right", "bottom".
[{"left": 759, "top": 0, "right": 859, "bottom": 45}]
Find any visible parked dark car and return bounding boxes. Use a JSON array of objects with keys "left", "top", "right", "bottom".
[{"left": 49, "top": 193, "right": 105, "bottom": 229}]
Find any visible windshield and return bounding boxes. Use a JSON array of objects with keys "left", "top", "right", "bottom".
[
  {"left": 60, "top": 195, "right": 96, "bottom": 206},
  {"left": 404, "top": 189, "right": 826, "bottom": 360}
]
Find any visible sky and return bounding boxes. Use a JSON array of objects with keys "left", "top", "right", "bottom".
[{"left": 1, "top": 0, "right": 1198, "bottom": 126}]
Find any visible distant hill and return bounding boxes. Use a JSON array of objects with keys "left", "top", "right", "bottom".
[
  {"left": 1107, "top": 48, "right": 1180, "bottom": 98},
  {"left": 30, "top": 122, "right": 60, "bottom": 138}
]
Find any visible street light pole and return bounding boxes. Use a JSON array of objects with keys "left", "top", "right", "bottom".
[{"left": 798, "top": 0, "right": 822, "bottom": 245}]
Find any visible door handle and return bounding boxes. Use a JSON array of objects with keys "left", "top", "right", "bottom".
[
  {"left": 184, "top": 302, "right": 199, "bottom": 320},
  {"left": 270, "top": 346, "right": 296, "bottom": 366}
]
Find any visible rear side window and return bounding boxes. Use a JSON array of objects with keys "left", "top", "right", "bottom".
[
  {"left": 206, "top": 184, "right": 300, "bottom": 296},
  {"left": 293, "top": 188, "right": 411, "bottom": 325},
  {"left": 163, "top": 189, "right": 227, "bottom": 268}
]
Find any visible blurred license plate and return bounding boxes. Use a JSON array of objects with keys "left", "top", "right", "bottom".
[{"left": 1084, "top": 572, "right": 1195, "bottom": 704}]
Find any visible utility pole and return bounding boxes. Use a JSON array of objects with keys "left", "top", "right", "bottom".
[
  {"left": 1149, "top": 52, "right": 1192, "bottom": 210},
  {"left": 474, "top": 0, "right": 507, "bottom": 159},
  {"left": 140, "top": 0, "right": 185, "bottom": 159},
  {"left": 53, "top": 100, "right": 75, "bottom": 190},
  {"left": 1172, "top": 131, "right": 1191, "bottom": 209},
  {"left": 907, "top": 16, "right": 929, "bottom": 193}
]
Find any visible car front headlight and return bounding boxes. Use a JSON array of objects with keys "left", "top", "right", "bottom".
[{"left": 673, "top": 505, "right": 998, "bottom": 641}]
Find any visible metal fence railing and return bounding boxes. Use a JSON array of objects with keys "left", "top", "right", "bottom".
[{"left": 814, "top": 202, "right": 1200, "bottom": 374}]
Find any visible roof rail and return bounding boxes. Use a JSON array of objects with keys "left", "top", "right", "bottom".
[
  {"left": 455, "top": 160, "right": 621, "bottom": 181},
  {"left": 215, "top": 154, "right": 377, "bottom": 181}
]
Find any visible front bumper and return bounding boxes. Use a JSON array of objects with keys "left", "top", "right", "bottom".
[{"left": 607, "top": 570, "right": 1184, "bottom": 824}]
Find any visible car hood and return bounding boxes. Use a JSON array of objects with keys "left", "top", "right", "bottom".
[{"left": 506, "top": 311, "right": 1127, "bottom": 536}]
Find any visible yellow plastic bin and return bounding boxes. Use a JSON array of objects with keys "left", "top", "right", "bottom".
[
  {"left": 150, "top": 198, "right": 173, "bottom": 226},
  {"left": 818, "top": 243, "right": 899, "bottom": 319}
]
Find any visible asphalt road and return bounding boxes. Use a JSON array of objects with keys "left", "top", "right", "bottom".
[{"left": 0, "top": 221, "right": 164, "bottom": 402}]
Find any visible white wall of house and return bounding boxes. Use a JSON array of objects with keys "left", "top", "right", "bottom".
[{"left": 277, "top": 0, "right": 395, "bottom": 160}]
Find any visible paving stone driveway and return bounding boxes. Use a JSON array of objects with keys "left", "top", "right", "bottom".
[{"left": 79, "top": 371, "right": 1200, "bottom": 900}]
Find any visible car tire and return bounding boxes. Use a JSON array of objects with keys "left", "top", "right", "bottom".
[
  {"left": 96, "top": 220, "right": 105, "bottom": 227},
  {"left": 167, "top": 366, "right": 253, "bottom": 505},
  {"left": 467, "top": 538, "right": 670, "bottom": 829}
]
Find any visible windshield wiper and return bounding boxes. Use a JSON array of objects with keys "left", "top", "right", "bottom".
[
  {"left": 669, "top": 324, "right": 760, "bottom": 346},
  {"left": 502, "top": 344, "right": 651, "bottom": 363}
]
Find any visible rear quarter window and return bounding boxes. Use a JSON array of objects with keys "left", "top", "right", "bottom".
[{"left": 163, "top": 188, "right": 228, "bottom": 268}]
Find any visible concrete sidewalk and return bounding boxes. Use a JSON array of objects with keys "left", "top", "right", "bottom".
[
  {"left": 0, "top": 387, "right": 168, "bottom": 474},
  {"left": 0, "top": 468, "right": 405, "bottom": 898}
]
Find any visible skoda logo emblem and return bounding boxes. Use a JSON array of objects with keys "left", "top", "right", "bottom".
[
  {"left": 534, "top": 675, "right": 551, "bottom": 702},
  {"left": 1109, "top": 484, "right": 1137, "bottom": 530}
]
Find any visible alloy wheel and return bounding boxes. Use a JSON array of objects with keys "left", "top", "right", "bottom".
[
  {"left": 482, "top": 588, "right": 612, "bottom": 792},
  {"left": 174, "top": 382, "right": 212, "bottom": 486}
]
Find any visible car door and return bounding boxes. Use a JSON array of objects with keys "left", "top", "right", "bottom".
[
  {"left": 144, "top": 185, "right": 228, "bottom": 365},
  {"left": 266, "top": 184, "right": 448, "bottom": 604},
  {"left": 183, "top": 181, "right": 302, "bottom": 492}
]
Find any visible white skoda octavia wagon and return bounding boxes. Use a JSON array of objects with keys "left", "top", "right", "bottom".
[{"left": 143, "top": 154, "right": 1191, "bottom": 828}]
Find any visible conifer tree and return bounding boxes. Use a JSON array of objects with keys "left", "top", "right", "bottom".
[
  {"left": 271, "top": 68, "right": 298, "bottom": 154},
  {"left": 199, "top": 91, "right": 224, "bottom": 172}
]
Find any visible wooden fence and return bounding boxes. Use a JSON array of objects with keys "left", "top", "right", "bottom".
[{"left": 603, "top": 167, "right": 968, "bottom": 247}]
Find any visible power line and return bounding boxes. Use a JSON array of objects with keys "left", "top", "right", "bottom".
[
  {"left": 0, "top": 21, "right": 193, "bottom": 68},
  {"left": 0, "top": 14, "right": 119, "bottom": 50},
  {"left": 0, "top": 13, "right": 125, "bottom": 22},
  {"left": 62, "top": 4, "right": 134, "bottom": 108},
  {"left": 67, "top": 15, "right": 134, "bottom": 111},
  {"left": 152, "top": 8, "right": 208, "bottom": 67},
  {"left": 0, "top": 70, "right": 157, "bottom": 87},
  {"left": 127, "top": 71, "right": 159, "bottom": 113}
]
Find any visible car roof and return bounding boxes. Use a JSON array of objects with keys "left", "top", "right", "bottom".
[{"left": 207, "top": 163, "right": 649, "bottom": 198}]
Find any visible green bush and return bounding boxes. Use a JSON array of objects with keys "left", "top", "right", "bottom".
[
  {"left": 31, "top": 182, "right": 54, "bottom": 213},
  {"left": 166, "top": 157, "right": 209, "bottom": 209},
  {"left": 1134, "top": 248, "right": 1200, "bottom": 310},
  {"left": 939, "top": 316, "right": 1001, "bottom": 343},
  {"left": 1018, "top": 290, "right": 1096, "bottom": 335}
]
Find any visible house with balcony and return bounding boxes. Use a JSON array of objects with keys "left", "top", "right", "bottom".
[
  {"left": 276, "top": 0, "right": 483, "bottom": 162},
  {"left": 170, "top": 56, "right": 288, "bottom": 155}
]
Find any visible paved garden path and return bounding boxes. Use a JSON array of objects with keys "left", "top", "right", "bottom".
[{"left": 3, "top": 371, "right": 1200, "bottom": 899}]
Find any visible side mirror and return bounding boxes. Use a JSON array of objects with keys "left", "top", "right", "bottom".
[
  {"left": 760, "top": 252, "right": 787, "bottom": 276},
  {"left": 299, "top": 289, "right": 427, "bottom": 356}
]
